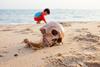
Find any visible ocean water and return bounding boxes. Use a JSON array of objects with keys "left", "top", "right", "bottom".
[{"left": 0, "top": 9, "right": 100, "bottom": 24}]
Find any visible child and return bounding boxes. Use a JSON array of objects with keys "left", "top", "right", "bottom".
[{"left": 34, "top": 8, "right": 50, "bottom": 24}]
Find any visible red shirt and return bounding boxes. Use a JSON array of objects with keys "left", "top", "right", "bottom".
[{"left": 34, "top": 12, "right": 46, "bottom": 23}]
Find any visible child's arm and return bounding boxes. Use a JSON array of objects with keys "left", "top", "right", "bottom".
[
  {"left": 43, "top": 17, "right": 47, "bottom": 23},
  {"left": 41, "top": 15, "right": 47, "bottom": 23}
]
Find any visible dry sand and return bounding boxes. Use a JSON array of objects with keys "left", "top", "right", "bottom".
[{"left": 0, "top": 21, "right": 100, "bottom": 67}]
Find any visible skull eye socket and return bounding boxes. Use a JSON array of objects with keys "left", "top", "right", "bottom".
[{"left": 52, "top": 29, "right": 58, "bottom": 36}]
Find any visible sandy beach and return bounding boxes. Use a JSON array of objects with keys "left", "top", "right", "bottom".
[{"left": 0, "top": 21, "right": 100, "bottom": 67}]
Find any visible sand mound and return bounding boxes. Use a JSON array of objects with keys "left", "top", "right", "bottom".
[
  {"left": 43, "top": 53, "right": 100, "bottom": 67},
  {"left": 73, "top": 33, "right": 100, "bottom": 43}
]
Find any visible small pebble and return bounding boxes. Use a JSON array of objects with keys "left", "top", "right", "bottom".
[
  {"left": 0, "top": 55, "right": 3, "bottom": 57},
  {"left": 56, "top": 53, "right": 62, "bottom": 57},
  {"left": 14, "top": 54, "right": 18, "bottom": 57}
]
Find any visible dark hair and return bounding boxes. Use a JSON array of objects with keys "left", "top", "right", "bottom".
[{"left": 44, "top": 8, "right": 50, "bottom": 14}]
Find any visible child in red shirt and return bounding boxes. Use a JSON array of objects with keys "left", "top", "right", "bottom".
[{"left": 34, "top": 8, "right": 50, "bottom": 24}]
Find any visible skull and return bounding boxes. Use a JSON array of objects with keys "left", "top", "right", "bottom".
[{"left": 40, "top": 22, "right": 64, "bottom": 47}]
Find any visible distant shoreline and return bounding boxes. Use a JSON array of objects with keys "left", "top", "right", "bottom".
[
  {"left": 0, "top": 9, "right": 100, "bottom": 24},
  {"left": 0, "top": 21, "right": 100, "bottom": 25}
]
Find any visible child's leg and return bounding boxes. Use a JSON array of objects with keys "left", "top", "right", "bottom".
[
  {"left": 37, "top": 21, "right": 41, "bottom": 24},
  {"left": 34, "top": 17, "right": 41, "bottom": 24}
]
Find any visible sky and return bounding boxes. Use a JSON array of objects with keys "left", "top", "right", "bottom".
[{"left": 0, "top": 0, "right": 100, "bottom": 9}]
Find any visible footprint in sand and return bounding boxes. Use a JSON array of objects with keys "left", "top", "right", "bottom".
[
  {"left": 43, "top": 52, "right": 100, "bottom": 67},
  {"left": 73, "top": 32, "right": 100, "bottom": 43},
  {"left": 60, "top": 22, "right": 71, "bottom": 27},
  {"left": 85, "top": 61, "right": 100, "bottom": 67},
  {"left": 75, "top": 28, "right": 88, "bottom": 32},
  {"left": 0, "top": 52, "right": 8, "bottom": 57},
  {"left": 0, "top": 48, "right": 9, "bottom": 58},
  {"left": 14, "top": 28, "right": 33, "bottom": 34},
  {"left": 0, "top": 28, "right": 13, "bottom": 31},
  {"left": 97, "top": 25, "right": 100, "bottom": 28},
  {"left": 0, "top": 26, "right": 15, "bottom": 31}
]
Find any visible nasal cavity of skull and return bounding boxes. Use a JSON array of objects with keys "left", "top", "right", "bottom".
[
  {"left": 51, "top": 29, "right": 58, "bottom": 36},
  {"left": 57, "top": 38, "right": 62, "bottom": 43}
]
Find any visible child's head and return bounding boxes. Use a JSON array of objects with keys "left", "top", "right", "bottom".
[{"left": 43, "top": 8, "right": 50, "bottom": 15}]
